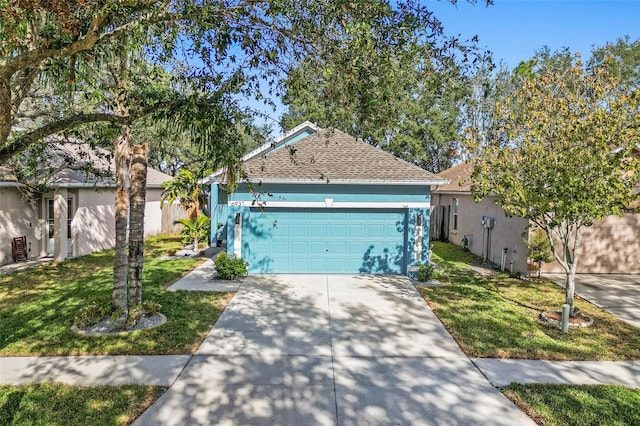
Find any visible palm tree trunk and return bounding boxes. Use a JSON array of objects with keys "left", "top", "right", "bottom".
[
  {"left": 127, "top": 142, "right": 148, "bottom": 305},
  {"left": 113, "top": 125, "right": 131, "bottom": 312}
]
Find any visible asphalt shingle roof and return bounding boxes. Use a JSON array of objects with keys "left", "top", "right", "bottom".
[
  {"left": 433, "top": 162, "right": 474, "bottom": 193},
  {"left": 242, "top": 128, "right": 445, "bottom": 184}
]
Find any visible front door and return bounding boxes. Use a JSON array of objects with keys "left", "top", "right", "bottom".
[{"left": 45, "top": 198, "right": 73, "bottom": 256}]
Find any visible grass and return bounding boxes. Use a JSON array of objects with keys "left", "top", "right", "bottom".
[
  {"left": 0, "top": 383, "right": 164, "bottom": 425},
  {"left": 0, "top": 235, "right": 232, "bottom": 356},
  {"left": 417, "top": 241, "right": 640, "bottom": 360},
  {"left": 503, "top": 383, "right": 640, "bottom": 426}
]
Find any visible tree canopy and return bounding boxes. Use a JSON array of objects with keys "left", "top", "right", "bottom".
[
  {"left": 2, "top": 0, "right": 454, "bottom": 165},
  {"left": 467, "top": 46, "right": 640, "bottom": 313},
  {"left": 280, "top": 2, "right": 489, "bottom": 173}
]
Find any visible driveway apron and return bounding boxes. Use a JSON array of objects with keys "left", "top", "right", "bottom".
[
  {"left": 135, "top": 275, "right": 534, "bottom": 425},
  {"left": 546, "top": 273, "right": 640, "bottom": 329}
]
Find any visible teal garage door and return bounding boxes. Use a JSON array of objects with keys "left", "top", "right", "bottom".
[{"left": 243, "top": 208, "right": 407, "bottom": 274}]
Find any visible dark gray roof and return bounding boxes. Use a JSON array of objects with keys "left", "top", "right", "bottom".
[{"left": 240, "top": 127, "right": 446, "bottom": 185}]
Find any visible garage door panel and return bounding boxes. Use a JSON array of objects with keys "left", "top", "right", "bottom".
[{"left": 244, "top": 208, "right": 406, "bottom": 274}]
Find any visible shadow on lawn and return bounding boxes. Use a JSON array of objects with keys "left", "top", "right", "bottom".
[
  {"left": 422, "top": 243, "right": 640, "bottom": 360},
  {"left": 0, "top": 237, "right": 225, "bottom": 356}
]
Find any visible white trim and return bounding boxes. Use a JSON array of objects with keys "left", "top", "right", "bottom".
[
  {"left": 433, "top": 190, "right": 472, "bottom": 195},
  {"left": 414, "top": 218, "right": 423, "bottom": 260},
  {"left": 245, "top": 178, "right": 447, "bottom": 186},
  {"left": 233, "top": 213, "right": 242, "bottom": 257},
  {"left": 230, "top": 200, "right": 430, "bottom": 209},
  {"left": 241, "top": 121, "right": 320, "bottom": 162}
]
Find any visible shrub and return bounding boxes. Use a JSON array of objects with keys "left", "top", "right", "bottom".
[
  {"left": 74, "top": 299, "right": 112, "bottom": 328},
  {"left": 126, "top": 301, "right": 162, "bottom": 327},
  {"left": 173, "top": 215, "right": 210, "bottom": 251},
  {"left": 416, "top": 262, "right": 435, "bottom": 282},
  {"left": 215, "top": 252, "right": 248, "bottom": 280}
]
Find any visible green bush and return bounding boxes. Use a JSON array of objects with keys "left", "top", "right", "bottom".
[
  {"left": 416, "top": 262, "right": 435, "bottom": 282},
  {"left": 74, "top": 300, "right": 112, "bottom": 328},
  {"left": 215, "top": 252, "right": 248, "bottom": 280}
]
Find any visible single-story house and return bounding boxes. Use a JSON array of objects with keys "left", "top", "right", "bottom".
[
  {"left": 0, "top": 142, "right": 184, "bottom": 265},
  {"left": 203, "top": 121, "right": 448, "bottom": 274},
  {"left": 431, "top": 161, "right": 640, "bottom": 275}
]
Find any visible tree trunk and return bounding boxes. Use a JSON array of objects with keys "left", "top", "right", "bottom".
[
  {"left": 0, "top": 77, "right": 11, "bottom": 145},
  {"left": 127, "top": 142, "right": 148, "bottom": 306},
  {"left": 193, "top": 232, "right": 199, "bottom": 253},
  {"left": 112, "top": 126, "right": 131, "bottom": 312},
  {"left": 187, "top": 203, "right": 199, "bottom": 220},
  {"left": 564, "top": 226, "right": 582, "bottom": 316},
  {"left": 565, "top": 271, "right": 576, "bottom": 314}
]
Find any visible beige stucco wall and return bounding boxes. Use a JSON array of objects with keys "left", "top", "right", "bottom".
[
  {"left": 1, "top": 186, "right": 186, "bottom": 265},
  {"left": 73, "top": 188, "right": 116, "bottom": 257},
  {"left": 0, "top": 187, "right": 44, "bottom": 264},
  {"left": 431, "top": 192, "right": 530, "bottom": 274},
  {"left": 541, "top": 212, "right": 640, "bottom": 274},
  {"left": 72, "top": 187, "right": 174, "bottom": 257}
]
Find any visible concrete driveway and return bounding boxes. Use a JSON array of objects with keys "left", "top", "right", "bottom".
[
  {"left": 135, "top": 275, "right": 533, "bottom": 425},
  {"left": 545, "top": 273, "right": 640, "bottom": 329}
]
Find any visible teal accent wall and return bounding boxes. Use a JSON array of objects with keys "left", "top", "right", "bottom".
[
  {"left": 213, "top": 182, "right": 433, "bottom": 275},
  {"left": 228, "top": 183, "right": 430, "bottom": 204},
  {"left": 240, "top": 208, "right": 408, "bottom": 273}
]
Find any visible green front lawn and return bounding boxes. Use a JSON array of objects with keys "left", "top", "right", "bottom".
[
  {"left": 0, "top": 383, "right": 164, "bottom": 426},
  {"left": 503, "top": 383, "right": 640, "bottom": 426},
  {"left": 0, "top": 235, "right": 231, "bottom": 356},
  {"left": 418, "top": 242, "right": 640, "bottom": 360}
]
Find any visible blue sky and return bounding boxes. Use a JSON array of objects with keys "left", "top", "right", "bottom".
[
  {"left": 429, "top": 0, "right": 640, "bottom": 69},
  {"left": 254, "top": 0, "right": 640, "bottom": 133}
]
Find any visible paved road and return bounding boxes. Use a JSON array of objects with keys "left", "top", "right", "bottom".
[
  {"left": 135, "top": 274, "right": 534, "bottom": 425},
  {"left": 545, "top": 273, "right": 640, "bottom": 329}
]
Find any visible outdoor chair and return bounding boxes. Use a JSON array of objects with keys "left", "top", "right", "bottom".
[{"left": 11, "top": 236, "right": 28, "bottom": 262}]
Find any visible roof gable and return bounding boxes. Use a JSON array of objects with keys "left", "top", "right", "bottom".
[
  {"left": 206, "top": 123, "right": 447, "bottom": 186},
  {"left": 433, "top": 162, "right": 474, "bottom": 193}
]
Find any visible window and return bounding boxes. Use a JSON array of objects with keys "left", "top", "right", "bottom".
[
  {"left": 452, "top": 198, "right": 458, "bottom": 231},
  {"left": 67, "top": 198, "right": 73, "bottom": 239},
  {"left": 47, "top": 199, "right": 54, "bottom": 238}
]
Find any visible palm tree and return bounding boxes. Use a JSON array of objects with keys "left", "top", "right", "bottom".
[{"left": 174, "top": 215, "right": 210, "bottom": 253}]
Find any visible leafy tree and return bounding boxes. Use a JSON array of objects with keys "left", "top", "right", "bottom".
[
  {"left": 589, "top": 36, "right": 640, "bottom": 88},
  {"left": 1, "top": 0, "right": 456, "bottom": 163},
  {"left": 467, "top": 51, "right": 640, "bottom": 315},
  {"left": 2, "top": 0, "right": 492, "bottom": 319},
  {"left": 280, "top": 3, "right": 488, "bottom": 173},
  {"left": 526, "top": 228, "right": 553, "bottom": 278},
  {"left": 161, "top": 169, "right": 203, "bottom": 220}
]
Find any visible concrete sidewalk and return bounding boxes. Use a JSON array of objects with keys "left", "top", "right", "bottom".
[
  {"left": 2, "top": 268, "right": 640, "bottom": 424},
  {"left": 166, "top": 258, "right": 242, "bottom": 292},
  {"left": 0, "top": 355, "right": 190, "bottom": 386},
  {"left": 3, "top": 354, "right": 639, "bottom": 390},
  {"left": 473, "top": 358, "right": 640, "bottom": 388}
]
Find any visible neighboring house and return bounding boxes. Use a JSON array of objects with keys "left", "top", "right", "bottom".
[
  {"left": 203, "top": 121, "right": 448, "bottom": 274},
  {"left": 431, "top": 162, "right": 530, "bottom": 274},
  {"left": 0, "top": 142, "right": 184, "bottom": 265},
  {"left": 431, "top": 161, "right": 640, "bottom": 275}
]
